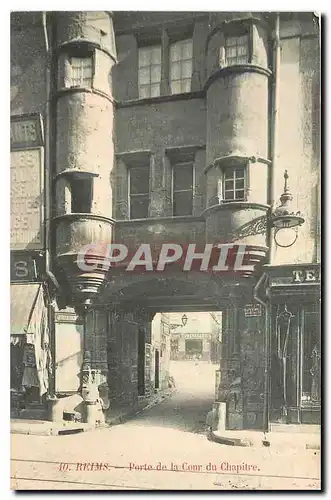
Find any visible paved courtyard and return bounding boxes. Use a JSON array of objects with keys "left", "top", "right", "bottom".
[{"left": 11, "top": 361, "right": 321, "bottom": 490}]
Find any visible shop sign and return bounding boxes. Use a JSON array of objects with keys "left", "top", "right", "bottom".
[
  {"left": 244, "top": 304, "right": 262, "bottom": 317},
  {"left": 11, "top": 253, "right": 38, "bottom": 282},
  {"left": 292, "top": 268, "right": 321, "bottom": 284},
  {"left": 11, "top": 148, "right": 44, "bottom": 250},
  {"left": 11, "top": 114, "right": 44, "bottom": 149},
  {"left": 55, "top": 312, "right": 84, "bottom": 324},
  {"left": 184, "top": 333, "right": 204, "bottom": 339},
  {"left": 269, "top": 265, "right": 321, "bottom": 287}
]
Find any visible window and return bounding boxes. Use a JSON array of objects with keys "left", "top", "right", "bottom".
[
  {"left": 224, "top": 34, "right": 249, "bottom": 66},
  {"left": 301, "top": 307, "right": 320, "bottom": 405},
  {"left": 172, "top": 163, "right": 194, "bottom": 216},
  {"left": 129, "top": 165, "right": 150, "bottom": 219},
  {"left": 223, "top": 167, "right": 246, "bottom": 202},
  {"left": 170, "top": 39, "right": 193, "bottom": 94},
  {"left": 69, "top": 56, "right": 93, "bottom": 88},
  {"left": 138, "top": 45, "right": 162, "bottom": 99},
  {"left": 71, "top": 177, "right": 93, "bottom": 213}
]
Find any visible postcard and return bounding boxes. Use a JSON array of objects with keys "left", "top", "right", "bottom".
[{"left": 10, "top": 10, "right": 321, "bottom": 491}]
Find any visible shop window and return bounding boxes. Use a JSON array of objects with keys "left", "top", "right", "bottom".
[
  {"left": 301, "top": 307, "right": 321, "bottom": 405},
  {"left": 222, "top": 167, "right": 246, "bottom": 202},
  {"left": 185, "top": 339, "right": 203, "bottom": 359},
  {"left": 169, "top": 39, "right": 193, "bottom": 94},
  {"left": 138, "top": 45, "right": 162, "bottom": 99},
  {"left": 129, "top": 165, "right": 150, "bottom": 219},
  {"left": 172, "top": 162, "right": 194, "bottom": 216},
  {"left": 71, "top": 177, "right": 93, "bottom": 214}
]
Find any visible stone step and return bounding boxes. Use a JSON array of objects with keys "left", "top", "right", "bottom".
[{"left": 19, "top": 408, "right": 47, "bottom": 420}]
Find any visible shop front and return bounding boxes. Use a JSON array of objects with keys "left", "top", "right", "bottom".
[
  {"left": 10, "top": 283, "right": 51, "bottom": 417},
  {"left": 170, "top": 332, "right": 212, "bottom": 361},
  {"left": 258, "top": 264, "right": 321, "bottom": 425}
]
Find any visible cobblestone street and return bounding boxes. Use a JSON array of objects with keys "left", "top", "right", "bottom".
[{"left": 11, "top": 361, "right": 320, "bottom": 490}]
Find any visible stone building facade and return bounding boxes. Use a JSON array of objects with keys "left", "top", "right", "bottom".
[
  {"left": 10, "top": 11, "right": 320, "bottom": 428},
  {"left": 169, "top": 312, "right": 222, "bottom": 362}
]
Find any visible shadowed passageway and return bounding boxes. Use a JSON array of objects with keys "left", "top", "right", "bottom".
[{"left": 130, "top": 360, "right": 216, "bottom": 433}]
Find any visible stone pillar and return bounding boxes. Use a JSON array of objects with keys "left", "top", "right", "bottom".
[{"left": 81, "top": 308, "right": 109, "bottom": 418}]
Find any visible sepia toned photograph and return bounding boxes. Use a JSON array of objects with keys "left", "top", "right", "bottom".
[{"left": 10, "top": 9, "right": 321, "bottom": 491}]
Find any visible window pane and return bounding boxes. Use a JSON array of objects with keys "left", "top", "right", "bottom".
[
  {"left": 130, "top": 196, "right": 149, "bottom": 219},
  {"left": 239, "top": 35, "right": 248, "bottom": 45},
  {"left": 226, "top": 46, "right": 237, "bottom": 58},
  {"left": 236, "top": 56, "right": 248, "bottom": 64},
  {"left": 130, "top": 167, "right": 149, "bottom": 195},
  {"left": 70, "top": 57, "right": 92, "bottom": 87},
  {"left": 170, "top": 43, "right": 181, "bottom": 62},
  {"left": 170, "top": 81, "right": 182, "bottom": 95},
  {"left": 235, "top": 190, "right": 245, "bottom": 200},
  {"left": 170, "top": 62, "right": 181, "bottom": 80},
  {"left": 225, "top": 179, "right": 234, "bottom": 190},
  {"left": 170, "top": 39, "right": 193, "bottom": 95},
  {"left": 182, "top": 79, "right": 191, "bottom": 93},
  {"left": 226, "top": 37, "right": 237, "bottom": 47},
  {"left": 139, "top": 85, "right": 150, "bottom": 99},
  {"left": 139, "top": 67, "right": 150, "bottom": 85},
  {"left": 235, "top": 167, "right": 245, "bottom": 178},
  {"left": 139, "top": 48, "right": 151, "bottom": 67},
  {"left": 182, "top": 40, "right": 193, "bottom": 59},
  {"left": 173, "top": 191, "right": 193, "bottom": 216},
  {"left": 225, "top": 35, "right": 248, "bottom": 66},
  {"left": 150, "top": 84, "right": 160, "bottom": 97},
  {"left": 151, "top": 46, "right": 162, "bottom": 64},
  {"left": 236, "top": 178, "right": 245, "bottom": 189},
  {"left": 151, "top": 65, "right": 161, "bottom": 83},
  {"left": 182, "top": 60, "right": 192, "bottom": 78},
  {"left": 224, "top": 170, "right": 234, "bottom": 180},
  {"left": 174, "top": 164, "right": 193, "bottom": 191},
  {"left": 224, "top": 190, "right": 234, "bottom": 200},
  {"left": 237, "top": 45, "right": 247, "bottom": 56},
  {"left": 138, "top": 46, "right": 161, "bottom": 100}
]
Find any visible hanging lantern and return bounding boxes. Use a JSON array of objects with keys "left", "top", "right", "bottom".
[
  {"left": 271, "top": 170, "right": 305, "bottom": 247},
  {"left": 181, "top": 314, "right": 188, "bottom": 326}
]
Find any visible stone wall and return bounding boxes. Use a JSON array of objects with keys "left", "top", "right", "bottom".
[{"left": 218, "top": 305, "right": 265, "bottom": 430}]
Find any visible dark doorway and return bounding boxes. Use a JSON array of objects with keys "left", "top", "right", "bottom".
[
  {"left": 154, "top": 349, "right": 160, "bottom": 390},
  {"left": 138, "top": 327, "right": 145, "bottom": 396}
]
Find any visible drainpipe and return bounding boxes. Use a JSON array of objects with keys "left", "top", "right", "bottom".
[
  {"left": 254, "top": 12, "right": 281, "bottom": 436},
  {"left": 253, "top": 272, "right": 270, "bottom": 433},
  {"left": 268, "top": 12, "right": 281, "bottom": 264},
  {"left": 42, "top": 12, "right": 60, "bottom": 410},
  {"left": 42, "top": 12, "right": 60, "bottom": 291}
]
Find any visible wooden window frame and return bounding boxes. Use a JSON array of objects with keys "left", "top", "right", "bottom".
[
  {"left": 65, "top": 46, "right": 95, "bottom": 89},
  {"left": 219, "top": 20, "right": 253, "bottom": 68},
  {"left": 138, "top": 44, "right": 162, "bottom": 99},
  {"left": 128, "top": 164, "right": 150, "bottom": 220},
  {"left": 217, "top": 164, "right": 248, "bottom": 203},
  {"left": 171, "top": 161, "right": 195, "bottom": 217},
  {"left": 136, "top": 26, "right": 193, "bottom": 100},
  {"left": 169, "top": 38, "right": 193, "bottom": 95}
]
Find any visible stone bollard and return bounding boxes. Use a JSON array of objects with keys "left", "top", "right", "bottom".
[{"left": 47, "top": 397, "right": 63, "bottom": 422}]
